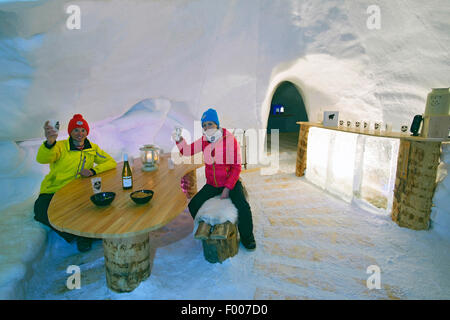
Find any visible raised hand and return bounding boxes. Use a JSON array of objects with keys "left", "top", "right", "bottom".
[
  {"left": 79, "top": 169, "right": 94, "bottom": 177},
  {"left": 44, "top": 120, "right": 58, "bottom": 145},
  {"left": 220, "top": 187, "right": 230, "bottom": 199}
]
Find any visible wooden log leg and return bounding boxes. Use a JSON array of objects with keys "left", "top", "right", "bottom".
[
  {"left": 103, "top": 233, "right": 150, "bottom": 293},
  {"left": 202, "top": 223, "right": 239, "bottom": 263},
  {"left": 296, "top": 125, "right": 310, "bottom": 177},
  {"left": 181, "top": 170, "right": 197, "bottom": 199},
  {"left": 392, "top": 140, "right": 441, "bottom": 230}
]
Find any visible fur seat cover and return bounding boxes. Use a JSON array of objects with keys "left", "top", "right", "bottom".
[{"left": 194, "top": 196, "right": 238, "bottom": 226}]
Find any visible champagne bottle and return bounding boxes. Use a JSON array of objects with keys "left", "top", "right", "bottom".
[{"left": 122, "top": 153, "right": 133, "bottom": 190}]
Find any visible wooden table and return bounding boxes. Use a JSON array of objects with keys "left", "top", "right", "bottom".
[
  {"left": 295, "top": 121, "right": 449, "bottom": 230},
  {"left": 48, "top": 153, "right": 202, "bottom": 292}
]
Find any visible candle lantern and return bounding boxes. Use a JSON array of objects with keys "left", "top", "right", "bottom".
[{"left": 140, "top": 144, "right": 161, "bottom": 171}]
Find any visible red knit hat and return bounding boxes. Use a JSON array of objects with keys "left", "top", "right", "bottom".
[{"left": 68, "top": 114, "right": 89, "bottom": 135}]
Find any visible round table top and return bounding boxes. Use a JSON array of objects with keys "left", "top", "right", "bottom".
[{"left": 48, "top": 153, "right": 202, "bottom": 239}]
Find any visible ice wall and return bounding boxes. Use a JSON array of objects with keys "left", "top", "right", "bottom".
[
  {"left": 0, "top": 197, "right": 47, "bottom": 299},
  {"left": 305, "top": 127, "right": 399, "bottom": 213},
  {"left": 431, "top": 143, "right": 450, "bottom": 241},
  {"left": 306, "top": 129, "right": 450, "bottom": 241}
]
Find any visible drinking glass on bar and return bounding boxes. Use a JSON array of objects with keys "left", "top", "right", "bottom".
[
  {"left": 363, "top": 121, "right": 370, "bottom": 132},
  {"left": 401, "top": 125, "right": 409, "bottom": 136},
  {"left": 374, "top": 122, "right": 381, "bottom": 135},
  {"left": 384, "top": 122, "right": 392, "bottom": 134},
  {"left": 346, "top": 120, "right": 352, "bottom": 130},
  {"left": 316, "top": 112, "right": 323, "bottom": 124}
]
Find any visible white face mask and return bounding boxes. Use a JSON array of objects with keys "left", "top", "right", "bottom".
[{"left": 204, "top": 128, "right": 222, "bottom": 142}]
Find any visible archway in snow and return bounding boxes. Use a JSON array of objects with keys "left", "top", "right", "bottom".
[
  {"left": 266, "top": 81, "right": 308, "bottom": 155},
  {"left": 267, "top": 81, "right": 308, "bottom": 134}
]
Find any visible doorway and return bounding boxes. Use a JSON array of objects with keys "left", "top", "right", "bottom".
[{"left": 267, "top": 81, "right": 308, "bottom": 153}]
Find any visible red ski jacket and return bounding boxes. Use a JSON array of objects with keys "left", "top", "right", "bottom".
[{"left": 176, "top": 128, "right": 242, "bottom": 190}]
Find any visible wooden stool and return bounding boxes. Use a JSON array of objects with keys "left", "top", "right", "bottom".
[
  {"left": 195, "top": 221, "right": 239, "bottom": 263},
  {"left": 193, "top": 196, "right": 239, "bottom": 263}
]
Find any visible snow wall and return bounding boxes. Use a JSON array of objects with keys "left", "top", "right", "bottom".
[
  {"left": 432, "top": 143, "right": 450, "bottom": 242},
  {"left": 0, "top": 0, "right": 449, "bottom": 298}
]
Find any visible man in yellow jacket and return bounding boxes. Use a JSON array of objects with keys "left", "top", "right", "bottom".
[{"left": 34, "top": 114, "right": 117, "bottom": 252}]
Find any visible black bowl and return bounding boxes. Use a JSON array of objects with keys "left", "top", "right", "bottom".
[
  {"left": 90, "top": 192, "right": 116, "bottom": 206},
  {"left": 130, "top": 189, "right": 154, "bottom": 204}
]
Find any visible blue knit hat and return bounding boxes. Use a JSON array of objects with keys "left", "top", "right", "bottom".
[{"left": 201, "top": 108, "right": 220, "bottom": 128}]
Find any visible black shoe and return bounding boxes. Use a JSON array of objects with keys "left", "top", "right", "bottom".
[
  {"left": 76, "top": 237, "right": 92, "bottom": 252},
  {"left": 241, "top": 236, "right": 256, "bottom": 250}
]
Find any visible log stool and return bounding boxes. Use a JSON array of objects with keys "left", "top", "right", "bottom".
[{"left": 194, "top": 196, "right": 239, "bottom": 263}]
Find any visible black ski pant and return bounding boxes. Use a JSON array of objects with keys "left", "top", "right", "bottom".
[
  {"left": 34, "top": 193, "right": 92, "bottom": 244},
  {"left": 188, "top": 180, "right": 254, "bottom": 242}
]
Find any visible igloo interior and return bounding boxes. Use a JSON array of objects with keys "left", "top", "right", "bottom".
[{"left": 0, "top": 0, "right": 449, "bottom": 301}]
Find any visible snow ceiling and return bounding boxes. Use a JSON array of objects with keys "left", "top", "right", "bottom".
[{"left": 0, "top": 0, "right": 449, "bottom": 142}]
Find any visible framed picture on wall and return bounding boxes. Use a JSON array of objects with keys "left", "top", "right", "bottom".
[{"left": 323, "top": 111, "right": 339, "bottom": 127}]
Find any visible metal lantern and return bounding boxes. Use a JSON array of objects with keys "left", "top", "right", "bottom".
[{"left": 140, "top": 144, "right": 161, "bottom": 171}]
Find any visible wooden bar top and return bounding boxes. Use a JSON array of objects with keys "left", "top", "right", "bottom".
[
  {"left": 297, "top": 121, "right": 450, "bottom": 142},
  {"left": 48, "top": 153, "right": 203, "bottom": 239}
]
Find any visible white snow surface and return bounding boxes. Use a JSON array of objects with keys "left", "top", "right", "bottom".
[
  {"left": 21, "top": 169, "right": 450, "bottom": 299},
  {"left": 0, "top": 0, "right": 449, "bottom": 299}
]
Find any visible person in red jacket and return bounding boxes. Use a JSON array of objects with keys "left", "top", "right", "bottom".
[{"left": 173, "top": 108, "right": 256, "bottom": 250}]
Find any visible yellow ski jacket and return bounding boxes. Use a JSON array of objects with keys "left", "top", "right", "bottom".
[{"left": 36, "top": 137, "right": 117, "bottom": 194}]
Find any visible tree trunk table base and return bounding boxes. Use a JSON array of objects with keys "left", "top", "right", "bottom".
[
  {"left": 197, "top": 221, "right": 239, "bottom": 264},
  {"left": 392, "top": 140, "right": 441, "bottom": 230},
  {"left": 296, "top": 124, "right": 310, "bottom": 177},
  {"left": 103, "top": 233, "right": 150, "bottom": 293}
]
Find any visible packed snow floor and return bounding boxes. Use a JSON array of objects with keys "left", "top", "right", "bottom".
[{"left": 24, "top": 157, "right": 450, "bottom": 300}]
